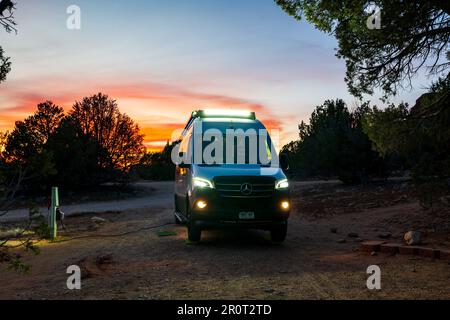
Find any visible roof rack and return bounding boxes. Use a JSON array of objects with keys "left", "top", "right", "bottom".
[
  {"left": 182, "top": 109, "right": 257, "bottom": 133},
  {"left": 194, "top": 109, "right": 256, "bottom": 120}
]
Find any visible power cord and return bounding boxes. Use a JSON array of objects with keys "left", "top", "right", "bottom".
[{"left": 54, "top": 222, "right": 177, "bottom": 243}]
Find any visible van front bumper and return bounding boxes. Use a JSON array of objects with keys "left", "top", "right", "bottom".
[{"left": 188, "top": 188, "right": 290, "bottom": 230}]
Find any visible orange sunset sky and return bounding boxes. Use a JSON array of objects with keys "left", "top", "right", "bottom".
[{"left": 0, "top": 1, "right": 427, "bottom": 151}]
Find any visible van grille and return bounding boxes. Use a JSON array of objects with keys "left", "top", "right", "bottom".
[{"left": 214, "top": 176, "right": 275, "bottom": 198}]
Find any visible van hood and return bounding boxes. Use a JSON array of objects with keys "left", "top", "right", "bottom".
[{"left": 192, "top": 164, "right": 286, "bottom": 182}]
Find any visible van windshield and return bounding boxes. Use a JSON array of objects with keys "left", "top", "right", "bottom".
[{"left": 190, "top": 120, "right": 276, "bottom": 166}]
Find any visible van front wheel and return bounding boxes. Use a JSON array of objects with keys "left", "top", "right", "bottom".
[
  {"left": 187, "top": 221, "right": 201, "bottom": 242},
  {"left": 271, "top": 223, "right": 287, "bottom": 243}
]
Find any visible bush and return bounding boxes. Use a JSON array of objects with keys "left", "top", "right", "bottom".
[{"left": 282, "top": 99, "right": 386, "bottom": 184}]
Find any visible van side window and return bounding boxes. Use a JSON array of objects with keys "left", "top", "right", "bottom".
[{"left": 179, "top": 126, "right": 193, "bottom": 158}]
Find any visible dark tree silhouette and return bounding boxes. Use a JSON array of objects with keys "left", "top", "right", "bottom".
[
  {"left": 0, "top": 47, "right": 10, "bottom": 83},
  {"left": 2, "top": 102, "right": 61, "bottom": 197},
  {"left": 0, "top": 0, "right": 16, "bottom": 33},
  {"left": 70, "top": 93, "right": 145, "bottom": 172},
  {"left": 4, "top": 101, "right": 64, "bottom": 164},
  {"left": 134, "top": 141, "right": 177, "bottom": 181},
  {"left": 363, "top": 77, "right": 450, "bottom": 180},
  {"left": 276, "top": 0, "right": 450, "bottom": 99},
  {"left": 0, "top": 1, "right": 19, "bottom": 266},
  {"left": 0, "top": 0, "right": 14, "bottom": 14},
  {"left": 46, "top": 116, "right": 105, "bottom": 188},
  {"left": 282, "top": 99, "right": 385, "bottom": 184},
  {"left": 0, "top": 0, "right": 16, "bottom": 83}
]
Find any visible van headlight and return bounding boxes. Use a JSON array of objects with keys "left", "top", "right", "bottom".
[
  {"left": 193, "top": 177, "right": 214, "bottom": 189},
  {"left": 275, "top": 179, "right": 289, "bottom": 189}
]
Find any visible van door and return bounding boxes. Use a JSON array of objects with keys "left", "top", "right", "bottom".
[{"left": 175, "top": 128, "right": 193, "bottom": 215}]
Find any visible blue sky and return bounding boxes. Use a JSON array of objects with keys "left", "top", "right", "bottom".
[{"left": 0, "top": 0, "right": 429, "bottom": 149}]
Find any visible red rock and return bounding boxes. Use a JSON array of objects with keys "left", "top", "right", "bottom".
[
  {"left": 360, "top": 241, "right": 386, "bottom": 253},
  {"left": 439, "top": 249, "right": 450, "bottom": 261},
  {"left": 398, "top": 246, "right": 420, "bottom": 255},
  {"left": 380, "top": 243, "right": 401, "bottom": 255},
  {"left": 416, "top": 247, "right": 439, "bottom": 259}
]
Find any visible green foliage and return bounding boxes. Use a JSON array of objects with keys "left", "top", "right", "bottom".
[
  {"left": 362, "top": 76, "right": 450, "bottom": 179},
  {"left": 28, "top": 204, "right": 51, "bottom": 239},
  {"left": 283, "top": 99, "right": 385, "bottom": 184},
  {"left": 429, "top": 75, "right": 450, "bottom": 94},
  {"left": 24, "top": 239, "right": 41, "bottom": 256},
  {"left": 362, "top": 103, "right": 410, "bottom": 157},
  {"left": 276, "top": 0, "right": 450, "bottom": 99},
  {"left": 0, "top": 205, "right": 45, "bottom": 274},
  {"left": 7, "top": 257, "right": 31, "bottom": 274}
]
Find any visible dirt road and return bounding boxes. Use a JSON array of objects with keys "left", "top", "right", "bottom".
[
  {"left": 1, "top": 181, "right": 174, "bottom": 222},
  {"left": 1, "top": 180, "right": 449, "bottom": 299}
]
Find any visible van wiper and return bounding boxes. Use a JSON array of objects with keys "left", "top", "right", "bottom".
[{"left": 260, "top": 164, "right": 273, "bottom": 168}]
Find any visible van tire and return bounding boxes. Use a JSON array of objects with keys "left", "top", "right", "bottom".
[
  {"left": 271, "top": 223, "right": 287, "bottom": 243},
  {"left": 186, "top": 201, "right": 201, "bottom": 242},
  {"left": 187, "top": 220, "right": 201, "bottom": 242}
]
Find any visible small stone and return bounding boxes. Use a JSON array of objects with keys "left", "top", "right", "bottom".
[
  {"left": 337, "top": 239, "right": 346, "bottom": 244},
  {"left": 404, "top": 231, "right": 422, "bottom": 246},
  {"left": 91, "top": 216, "right": 108, "bottom": 223},
  {"left": 264, "top": 288, "right": 275, "bottom": 293},
  {"left": 370, "top": 251, "right": 378, "bottom": 256},
  {"left": 330, "top": 227, "right": 338, "bottom": 234},
  {"left": 348, "top": 232, "right": 359, "bottom": 238}
]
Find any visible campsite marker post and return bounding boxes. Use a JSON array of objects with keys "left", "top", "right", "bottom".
[{"left": 50, "top": 187, "right": 59, "bottom": 239}]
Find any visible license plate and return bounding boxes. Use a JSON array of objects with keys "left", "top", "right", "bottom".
[{"left": 239, "top": 212, "right": 255, "bottom": 220}]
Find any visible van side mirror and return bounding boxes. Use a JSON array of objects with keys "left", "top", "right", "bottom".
[
  {"left": 178, "top": 152, "right": 191, "bottom": 169},
  {"left": 280, "top": 153, "right": 289, "bottom": 172}
]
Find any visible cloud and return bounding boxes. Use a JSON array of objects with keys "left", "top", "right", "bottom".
[{"left": 0, "top": 78, "right": 293, "bottom": 150}]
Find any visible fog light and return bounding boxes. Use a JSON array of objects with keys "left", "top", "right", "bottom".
[
  {"left": 281, "top": 201, "right": 290, "bottom": 210},
  {"left": 196, "top": 200, "right": 207, "bottom": 209}
]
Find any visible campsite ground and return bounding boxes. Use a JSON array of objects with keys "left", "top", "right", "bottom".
[{"left": 1, "top": 180, "right": 449, "bottom": 299}]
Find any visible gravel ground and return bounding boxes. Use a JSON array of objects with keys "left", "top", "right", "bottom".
[{"left": 1, "top": 180, "right": 449, "bottom": 300}]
